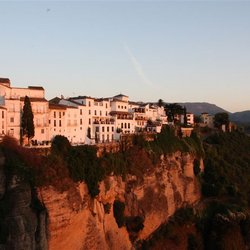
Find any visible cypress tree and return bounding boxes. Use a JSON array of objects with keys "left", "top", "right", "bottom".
[
  {"left": 22, "top": 96, "right": 34, "bottom": 143},
  {"left": 183, "top": 106, "right": 188, "bottom": 127}
]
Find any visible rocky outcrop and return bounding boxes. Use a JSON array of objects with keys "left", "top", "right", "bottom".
[
  {"left": 37, "top": 152, "right": 201, "bottom": 250},
  {"left": 0, "top": 155, "right": 48, "bottom": 250}
]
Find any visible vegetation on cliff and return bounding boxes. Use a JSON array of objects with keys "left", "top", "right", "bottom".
[{"left": 140, "top": 130, "right": 250, "bottom": 250}]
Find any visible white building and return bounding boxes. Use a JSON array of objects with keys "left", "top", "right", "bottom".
[
  {"left": 200, "top": 113, "right": 214, "bottom": 128},
  {"left": 0, "top": 78, "right": 49, "bottom": 144}
]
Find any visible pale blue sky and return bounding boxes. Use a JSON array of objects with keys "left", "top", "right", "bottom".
[{"left": 0, "top": 1, "right": 250, "bottom": 112}]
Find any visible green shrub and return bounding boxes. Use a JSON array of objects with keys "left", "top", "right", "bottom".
[{"left": 51, "top": 135, "right": 71, "bottom": 158}]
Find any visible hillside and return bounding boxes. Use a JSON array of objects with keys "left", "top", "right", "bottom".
[
  {"left": 177, "top": 102, "right": 229, "bottom": 115},
  {"left": 230, "top": 110, "right": 250, "bottom": 123},
  {"left": 177, "top": 102, "right": 250, "bottom": 123}
]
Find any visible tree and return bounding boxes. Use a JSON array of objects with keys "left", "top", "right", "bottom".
[
  {"left": 214, "top": 112, "right": 229, "bottom": 131},
  {"left": 164, "top": 103, "right": 184, "bottom": 123},
  {"left": 183, "top": 106, "right": 188, "bottom": 127},
  {"left": 51, "top": 135, "right": 71, "bottom": 157},
  {"left": 158, "top": 99, "right": 164, "bottom": 107},
  {"left": 21, "top": 96, "right": 34, "bottom": 144}
]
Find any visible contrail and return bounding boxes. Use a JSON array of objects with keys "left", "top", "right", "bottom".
[{"left": 123, "top": 43, "right": 154, "bottom": 87}]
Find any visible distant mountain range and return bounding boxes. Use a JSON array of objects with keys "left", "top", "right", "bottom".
[{"left": 177, "top": 102, "right": 250, "bottom": 124}]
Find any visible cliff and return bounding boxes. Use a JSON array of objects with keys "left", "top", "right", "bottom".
[
  {"left": 0, "top": 154, "right": 48, "bottom": 250},
  {"left": 37, "top": 151, "right": 201, "bottom": 250}
]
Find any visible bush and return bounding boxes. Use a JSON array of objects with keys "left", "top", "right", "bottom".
[
  {"left": 67, "top": 145, "right": 103, "bottom": 197},
  {"left": 51, "top": 135, "right": 71, "bottom": 157}
]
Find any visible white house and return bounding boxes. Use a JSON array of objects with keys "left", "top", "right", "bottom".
[{"left": 0, "top": 78, "right": 49, "bottom": 144}]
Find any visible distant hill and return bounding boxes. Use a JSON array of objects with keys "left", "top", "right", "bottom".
[
  {"left": 177, "top": 102, "right": 229, "bottom": 115},
  {"left": 230, "top": 110, "right": 250, "bottom": 123},
  {"left": 176, "top": 102, "right": 250, "bottom": 124}
]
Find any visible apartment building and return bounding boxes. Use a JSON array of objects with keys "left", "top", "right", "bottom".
[
  {"left": 200, "top": 113, "right": 214, "bottom": 128},
  {"left": 0, "top": 78, "right": 168, "bottom": 145},
  {"left": 0, "top": 78, "right": 49, "bottom": 144}
]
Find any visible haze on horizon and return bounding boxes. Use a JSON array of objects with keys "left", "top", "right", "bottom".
[{"left": 0, "top": 1, "right": 250, "bottom": 113}]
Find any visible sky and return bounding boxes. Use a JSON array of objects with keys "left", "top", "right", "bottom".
[{"left": 0, "top": 1, "right": 250, "bottom": 112}]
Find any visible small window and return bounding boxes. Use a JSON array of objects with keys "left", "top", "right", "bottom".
[
  {"left": 59, "top": 120, "right": 62, "bottom": 127},
  {"left": 80, "top": 109, "right": 82, "bottom": 115},
  {"left": 89, "top": 110, "right": 91, "bottom": 115},
  {"left": 54, "top": 120, "right": 56, "bottom": 127},
  {"left": 80, "top": 119, "right": 82, "bottom": 125},
  {"left": 41, "top": 129, "right": 44, "bottom": 134},
  {"left": 59, "top": 112, "right": 61, "bottom": 118},
  {"left": 2, "top": 111, "right": 4, "bottom": 119},
  {"left": 89, "top": 101, "right": 91, "bottom": 106},
  {"left": 102, "top": 126, "right": 105, "bottom": 132},
  {"left": 100, "top": 111, "right": 102, "bottom": 116},
  {"left": 107, "top": 127, "right": 109, "bottom": 132},
  {"left": 95, "top": 110, "right": 97, "bottom": 115},
  {"left": 89, "top": 118, "right": 91, "bottom": 125},
  {"left": 54, "top": 111, "right": 56, "bottom": 118},
  {"left": 112, "top": 126, "right": 114, "bottom": 132},
  {"left": 10, "top": 117, "right": 14, "bottom": 123},
  {"left": 128, "top": 123, "right": 130, "bottom": 129}
]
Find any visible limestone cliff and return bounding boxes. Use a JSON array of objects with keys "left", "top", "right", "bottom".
[
  {"left": 37, "top": 152, "right": 202, "bottom": 250},
  {"left": 0, "top": 155, "right": 48, "bottom": 250}
]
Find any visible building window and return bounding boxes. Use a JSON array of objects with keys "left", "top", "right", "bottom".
[
  {"left": 106, "top": 111, "right": 108, "bottom": 116},
  {"left": 59, "top": 112, "right": 61, "bottom": 118},
  {"left": 41, "top": 129, "right": 44, "bottom": 134},
  {"left": 54, "top": 120, "right": 56, "bottom": 127},
  {"left": 2, "top": 111, "right": 4, "bottom": 119},
  {"left": 112, "top": 126, "right": 114, "bottom": 132},
  {"left": 100, "top": 111, "right": 102, "bottom": 116},
  {"left": 10, "top": 117, "right": 14, "bottom": 123},
  {"left": 94, "top": 110, "right": 97, "bottom": 115},
  {"left": 121, "top": 123, "right": 123, "bottom": 128},
  {"left": 89, "top": 118, "right": 91, "bottom": 125},
  {"left": 54, "top": 111, "right": 56, "bottom": 118},
  {"left": 128, "top": 123, "right": 130, "bottom": 129},
  {"left": 124, "top": 123, "right": 127, "bottom": 129},
  {"left": 106, "top": 103, "right": 108, "bottom": 108},
  {"left": 107, "top": 127, "right": 109, "bottom": 132},
  {"left": 89, "top": 110, "right": 91, "bottom": 115},
  {"left": 96, "top": 127, "right": 99, "bottom": 132},
  {"left": 118, "top": 105, "right": 120, "bottom": 108},
  {"left": 80, "top": 119, "right": 82, "bottom": 125},
  {"left": 102, "top": 126, "right": 105, "bottom": 132},
  {"left": 59, "top": 120, "right": 62, "bottom": 127},
  {"left": 125, "top": 106, "right": 127, "bottom": 109},
  {"left": 80, "top": 109, "right": 82, "bottom": 115},
  {"left": 89, "top": 101, "right": 91, "bottom": 106}
]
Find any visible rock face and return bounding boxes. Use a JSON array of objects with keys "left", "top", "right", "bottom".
[
  {"left": 0, "top": 151, "right": 201, "bottom": 250},
  {"left": 37, "top": 152, "right": 201, "bottom": 250},
  {"left": 0, "top": 155, "right": 48, "bottom": 250}
]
